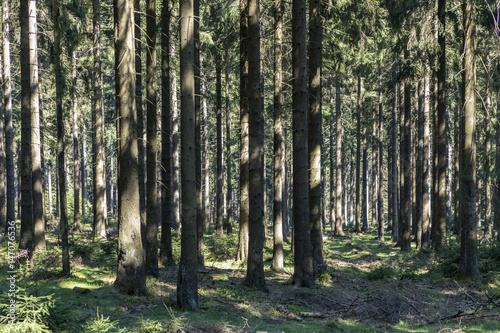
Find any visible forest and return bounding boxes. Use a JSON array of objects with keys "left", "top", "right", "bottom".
[{"left": 0, "top": 0, "right": 500, "bottom": 331}]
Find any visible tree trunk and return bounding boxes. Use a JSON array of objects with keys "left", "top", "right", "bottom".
[
  {"left": 355, "top": 76, "right": 362, "bottom": 233},
  {"left": 202, "top": 58, "right": 210, "bottom": 237},
  {"left": 177, "top": 0, "right": 199, "bottom": 309},
  {"left": 416, "top": 81, "right": 424, "bottom": 248},
  {"left": 172, "top": 42, "right": 181, "bottom": 231},
  {"left": 308, "top": 0, "right": 323, "bottom": 274},
  {"left": 244, "top": 0, "right": 267, "bottom": 291},
  {"left": 271, "top": 0, "right": 284, "bottom": 271},
  {"left": 72, "top": 51, "right": 81, "bottom": 231},
  {"left": 145, "top": 0, "right": 158, "bottom": 277},
  {"left": 335, "top": 77, "right": 343, "bottom": 235},
  {"left": 135, "top": 0, "right": 146, "bottom": 242},
  {"left": 216, "top": 61, "right": 224, "bottom": 235},
  {"left": 292, "top": 0, "right": 313, "bottom": 287},
  {"left": 361, "top": 102, "right": 368, "bottom": 231},
  {"left": 237, "top": 0, "right": 249, "bottom": 263},
  {"left": 0, "top": 33, "right": 4, "bottom": 232},
  {"left": 115, "top": 0, "right": 147, "bottom": 295},
  {"left": 224, "top": 35, "right": 233, "bottom": 235},
  {"left": 377, "top": 66, "right": 384, "bottom": 242},
  {"left": 458, "top": 0, "right": 480, "bottom": 280},
  {"left": 30, "top": 0, "right": 44, "bottom": 253},
  {"left": 3, "top": 0, "right": 14, "bottom": 238},
  {"left": 391, "top": 65, "right": 399, "bottom": 243},
  {"left": 93, "top": 0, "right": 107, "bottom": 240},
  {"left": 435, "top": 0, "right": 447, "bottom": 250},
  {"left": 20, "top": 0, "right": 34, "bottom": 257},
  {"left": 194, "top": 0, "right": 204, "bottom": 267},
  {"left": 81, "top": 122, "right": 87, "bottom": 218},
  {"left": 160, "top": 0, "right": 174, "bottom": 267},
  {"left": 422, "top": 63, "right": 431, "bottom": 247},
  {"left": 329, "top": 87, "right": 335, "bottom": 232},
  {"left": 53, "top": 0, "right": 69, "bottom": 273},
  {"left": 401, "top": 58, "right": 412, "bottom": 251}
]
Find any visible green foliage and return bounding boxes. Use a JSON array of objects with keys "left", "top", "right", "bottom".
[
  {"left": 82, "top": 309, "right": 118, "bottom": 333},
  {"left": 206, "top": 233, "right": 238, "bottom": 261},
  {"left": 365, "top": 264, "right": 398, "bottom": 281},
  {"left": 72, "top": 238, "right": 118, "bottom": 266}
]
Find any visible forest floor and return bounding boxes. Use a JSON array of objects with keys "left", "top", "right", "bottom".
[{"left": 1, "top": 218, "right": 500, "bottom": 332}]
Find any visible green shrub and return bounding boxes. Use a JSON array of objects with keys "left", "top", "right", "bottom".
[
  {"left": 83, "top": 309, "right": 118, "bottom": 333},
  {"left": 366, "top": 265, "right": 398, "bottom": 281},
  {"left": 206, "top": 233, "right": 238, "bottom": 261}
]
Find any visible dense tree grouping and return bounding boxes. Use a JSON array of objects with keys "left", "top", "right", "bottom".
[{"left": 1, "top": 0, "right": 499, "bottom": 312}]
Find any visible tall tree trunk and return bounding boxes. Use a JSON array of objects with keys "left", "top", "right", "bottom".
[
  {"left": 495, "top": 91, "right": 500, "bottom": 241},
  {"left": 72, "top": 51, "right": 81, "bottom": 231},
  {"left": 308, "top": 0, "right": 323, "bottom": 274},
  {"left": 416, "top": 81, "right": 424, "bottom": 248},
  {"left": 47, "top": 162, "right": 53, "bottom": 217},
  {"left": 53, "top": 0, "right": 69, "bottom": 273},
  {"left": 145, "top": 0, "right": 158, "bottom": 277},
  {"left": 177, "top": 0, "right": 199, "bottom": 309},
  {"left": 292, "top": 0, "right": 313, "bottom": 287},
  {"left": 172, "top": 42, "right": 181, "bottom": 230},
  {"left": 135, "top": 0, "right": 146, "bottom": 241},
  {"left": 194, "top": 0, "right": 204, "bottom": 267},
  {"left": 355, "top": 76, "right": 362, "bottom": 233},
  {"left": 377, "top": 66, "right": 384, "bottom": 241},
  {"left": 361, "top": 103, "right": 368, "bottom": 231},
  {"left": 0, "top": 30, "right": 4, "bottom": 232},
  {"left": 202, "top": 58, "right": 210, "bottom": 237},
  {"left": 422, "top": 64, "right": 431, "bottom": 247},
  {"left": 115, "top": 0, "right": 147, "bottom": 295},
  {"left": 245, "top": 0, "right": 267, "bottom": 291},
  {"left": 483, "top": 61, "right": 492, "bottom": 238},
  {"left": 458, "top": 0, "right": 480, "bottom": 280},
  {"left": 160, "top": 0, "right": 174, "bottom": 267},
  {"left": 20, "top": 0, "right": 34, "bottom": 257},
  {"left": 435, "top": 0, "right": 448, "bottom": 250},
  {"left": 224, "top": 35, "right": 233, "bottom": 235},
  {"left": 237, "top": 0, "right": 249, "bottom": 263},
  {"left": 94, "top": 0, "right": 107, "bottom": 240},
  {"left": 81, "top": 122, "right": 87, "bottom": 218},
  {"left": 335, "top": 77, "right": 343, "bottom": 235},
  {"left": 216, "top": 61, "right": 224, "bottom": 235},
  {"left": 31, "top": 0, "right": 44, "bottom": 253},
  {"left": 272, "top": 0, "right": 284, "bottom": 271},
  {"left": 329, "top": 87, "right": 335, "bottom": 231},
  {"left": 401, "top": 55, "right": 412, "bottom": 251},
  {"left": 3, "top": 0, "right": 14, "bottom": 237},
  {"left": 391, "top": 65, "right": 399, "bottom": 243}
]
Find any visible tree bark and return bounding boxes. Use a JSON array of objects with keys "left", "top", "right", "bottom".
[
  {"left": 145, "top": 0, "right": 159, "bottom": 277},
  {"left": 292, "top": 0, "right": 313, "bottom": 287},
  {"left": 3, "top": 0, "right": 14, "bottom": 237},
  {"left": 20, "top": 0, "right": 34, "bottom": 257},
  {"left": 94, "top": 0, "right": 107, "bottom": 240},
  {"left": 391, "top": 65, "right": 399, "bottom": 243},
  {"left": 245, "top": 0, "right": 267, "bottom": 291},
  {"left": 308, "top": 0, "right": 324, "bottom": 274},
  {"left": 30, "top": 0, "right": 44, "bottom": 253},
  {"left": 72, "top": 51, "right": 81, "bottom": 231},
  {"left": 216, "top": 61, "right": 224, "bottom": 235},
  {"left": 422, "top": 63, "right": 431, "bottom": 247},
  {"left": 335, "top": 77, "right": 343, "bottom": 235},
  {"left": 177, "top": 0, "right": 199, "bottom": 309},
  {"left": 53, "top": 0, "right": 69, "bottom": 273},
  {"left": 355, "top": 76, "right": 362, "bottom": 233},
  {"left": 435, "top": 0, "right": 448, "bottom": 250},
  {"left": 458, "top": 0, "right": 480, "bottom": 280},
  {"left": 135, "top": 0, "right": 146, "bottom": 242},
  {"left": 160, "top": 0, "right": 174, "bottom": 267},
  {"left": 401, "top": 58, "right": 412, "bottom": 251},
  {"left": 377, "top": 66, "right": 384, "bottom": 242},
  {"left": 237, "top": 0, "right": 249, "bottom": 263},
  {"left": 272, "top": 0, "right": 284, "bottom": 271},
  {"left": 115, "top": 0, "right": 147, "bottom": 295},
  {"left": 224, "top": 33, "right": 233, "bottom": 235}
]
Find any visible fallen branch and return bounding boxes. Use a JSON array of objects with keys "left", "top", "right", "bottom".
[
  {"left": 342, "top": 295, "right": 360, "bottom": 319},
  {"left": 453, "top": 279, "right": 477, "bottom": 303}
]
